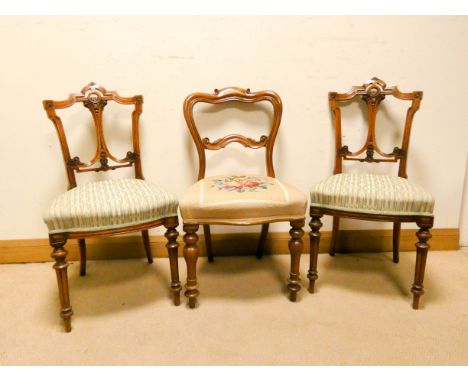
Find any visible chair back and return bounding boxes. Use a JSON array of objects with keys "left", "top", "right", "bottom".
[
  {"left": 183, "top": 87, "right": 283, "bottom": 180},
  {"left": 329, "top": 77, "right": 422, "bottom": 178},
  {"left": 43, "top": 82, "right": 144, "bottom": 189}
]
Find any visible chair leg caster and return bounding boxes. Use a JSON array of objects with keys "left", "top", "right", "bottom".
[{"left": 289, "top": 291, "right": 297, "bottom": 302}]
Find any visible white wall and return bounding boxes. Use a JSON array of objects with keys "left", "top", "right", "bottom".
[
  {"left": 0, "top": 16, "right": 467, "bottom": 240},
  {"left": 460, "top": 157, "right": 468, "bottom": 246}
]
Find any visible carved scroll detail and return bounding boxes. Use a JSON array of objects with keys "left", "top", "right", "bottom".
[
  {"left": 338, "top": 145, "right": 352, "bottom": 157},
  {"left": 66, "top": 156, "right": 85, "bottom": 170},
  {"left": 202, "top": 134, "right": 268, "bottom": 150},
  {"left": 338, "top": 144, "right": 406, "bottom": 163}
]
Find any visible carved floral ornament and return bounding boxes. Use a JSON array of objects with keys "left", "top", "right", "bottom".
[{"left": 82, "top": 83, "right": 108, "bottom": 112}]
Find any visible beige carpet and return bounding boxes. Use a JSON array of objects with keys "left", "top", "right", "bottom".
[{"left": 0, "top": 249, "right": 467, "bottom": 365}]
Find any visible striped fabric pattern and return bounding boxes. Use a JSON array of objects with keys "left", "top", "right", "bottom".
[
  {"left": 310, "top": 173, "right": 434, "bottom": 216},
  {"left": 44, "top": 179, "right": 178, "bottom": 234}
]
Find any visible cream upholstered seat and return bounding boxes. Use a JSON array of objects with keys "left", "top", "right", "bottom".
[
  {"left": 44, "top": 179, "right": 178, "bottom": 234},
  {"left": 180, "top": 174, "right": 307, "bottom": 224},
  {"left": 310, "top": 173, "right": 434, "bottom": 216}
]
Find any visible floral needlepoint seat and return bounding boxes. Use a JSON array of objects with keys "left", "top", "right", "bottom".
[{"left": 180, "top": 175, "right": 307, "bottom": 225}]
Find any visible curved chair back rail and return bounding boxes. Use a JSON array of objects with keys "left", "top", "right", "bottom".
[
  {"left": 43, "top": 82, "right": 145, "bottom": 189},
  {"left": 329, "top": 77, "right": 423, "bottom": 178},
  {"left": 183, "top": 87, "right": 283, "bottom": 180}
]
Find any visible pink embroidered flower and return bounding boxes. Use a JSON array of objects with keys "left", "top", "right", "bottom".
[{"left": 211, "top": 176, "right": 274, "bottom": 192}]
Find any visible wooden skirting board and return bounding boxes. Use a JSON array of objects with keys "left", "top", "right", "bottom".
[{"left": 0, "top": 228, "right": 459, "bottom": 264}]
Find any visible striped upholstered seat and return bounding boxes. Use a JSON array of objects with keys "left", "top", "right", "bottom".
[
  {"left": 310, "top": 173, "right": 434, "bottom": 216},
  {"left": 43, "top": 179, "right": 178, "bottom": 234}
]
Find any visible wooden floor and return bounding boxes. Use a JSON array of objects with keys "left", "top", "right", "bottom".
[{"left": 0, "top": 249, "right": 467, "bottom": 365}]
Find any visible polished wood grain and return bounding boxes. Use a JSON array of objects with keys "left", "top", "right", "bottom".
[
  {"left": 183, "top": 224, "right": 200, "bottom": 309},
  {"left": 50, "top": 234, "right": 73, "bottom": 332},
  {"left": 256, "top": 223, "right": 270, "bottom": 259},
  {"left": 78, "top": 238, "right": 86, "bottom": 276},
  {"left": 287, "top": 219, "right": 305, "bottom": 301},
  {"left": 164, "top": 217, "right": 182, "bottom": 306},
  {"left": 310, "top": 78, "right": 434, "bottom": 309},
  {"left": 203, "top": 224, "right": 214, "bottom": 263},
  {"left": 42, "top": 83, "right": 180, "bottom": 332},
  {"left": 141, "top": 230, "right": 153, "bottom": 264},
  {"left": 412, "top": 220, "right": 433, "bottom": 309},
  {"left": 308, "top": 211, "right": 323, "bottom": 294}
]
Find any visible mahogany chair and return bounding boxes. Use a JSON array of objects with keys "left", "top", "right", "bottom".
[
  {"left": 308, "top": 77, "right": 434, "bottom": 309},
  {"left": 179, "top": 87, "right": 307, "bottom": 308},
  {"left": 42, "top": 83, "right": 181, "bottom": 332}
]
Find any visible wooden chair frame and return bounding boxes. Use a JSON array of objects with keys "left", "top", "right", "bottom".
[
  {"left": 308, "top": 77, "right": 434, "bottom": 309},
  {"left": 182, "top": 87, "right": 305, "bottom": 307},
  {"left": 43, "top": 83, "right": 181, "bottom": 332}
]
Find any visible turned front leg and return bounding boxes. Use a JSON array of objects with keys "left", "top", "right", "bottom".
[
  {"left": 287, "top": 219, "right": 305, "bottom": 302},
  {"left": 308, "top": 212, "right": 323, "bottom": 293},
  {"left": 50, "top": 234, "right": 73, "bottom": 332},
  {"left": 164, "top": 217, "right": 182, "bottom": 306},
  {"left": 411, "top": 220, "right": 433, "bottom": 309},
  {"left": 183, "top": 224, "right": 200, "bottom": 308}
]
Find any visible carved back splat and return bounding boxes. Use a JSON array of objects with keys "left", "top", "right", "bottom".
[
  {"left": 43, "top": 83, "right": 144, "bottom": 189},
  {"left": 329, "top": 77, "right": 422, "bottom": 178},
  {"left": 183, "top": 87, "right": 283, "bottom": 180}
]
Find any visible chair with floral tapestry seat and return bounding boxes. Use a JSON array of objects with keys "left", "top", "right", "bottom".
[
  {"left": 179, "top": 87, "right": 307, "bottom": 308},
  {"left": 308, "top": 77, "right": 435, "bottom": 309},
  {"left": 42, "top": 83, "right": 181, "bottom": 332}
]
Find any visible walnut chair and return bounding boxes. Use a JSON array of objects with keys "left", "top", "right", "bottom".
[
  {"left": 308, "top": 78, "right": 434, "bottom": 309},
  {"left": 42, "top": 83, "right": 181, "bottom": 332},
  {"left": 179, "top": 87, "right": 307, "bottom": 308}
]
